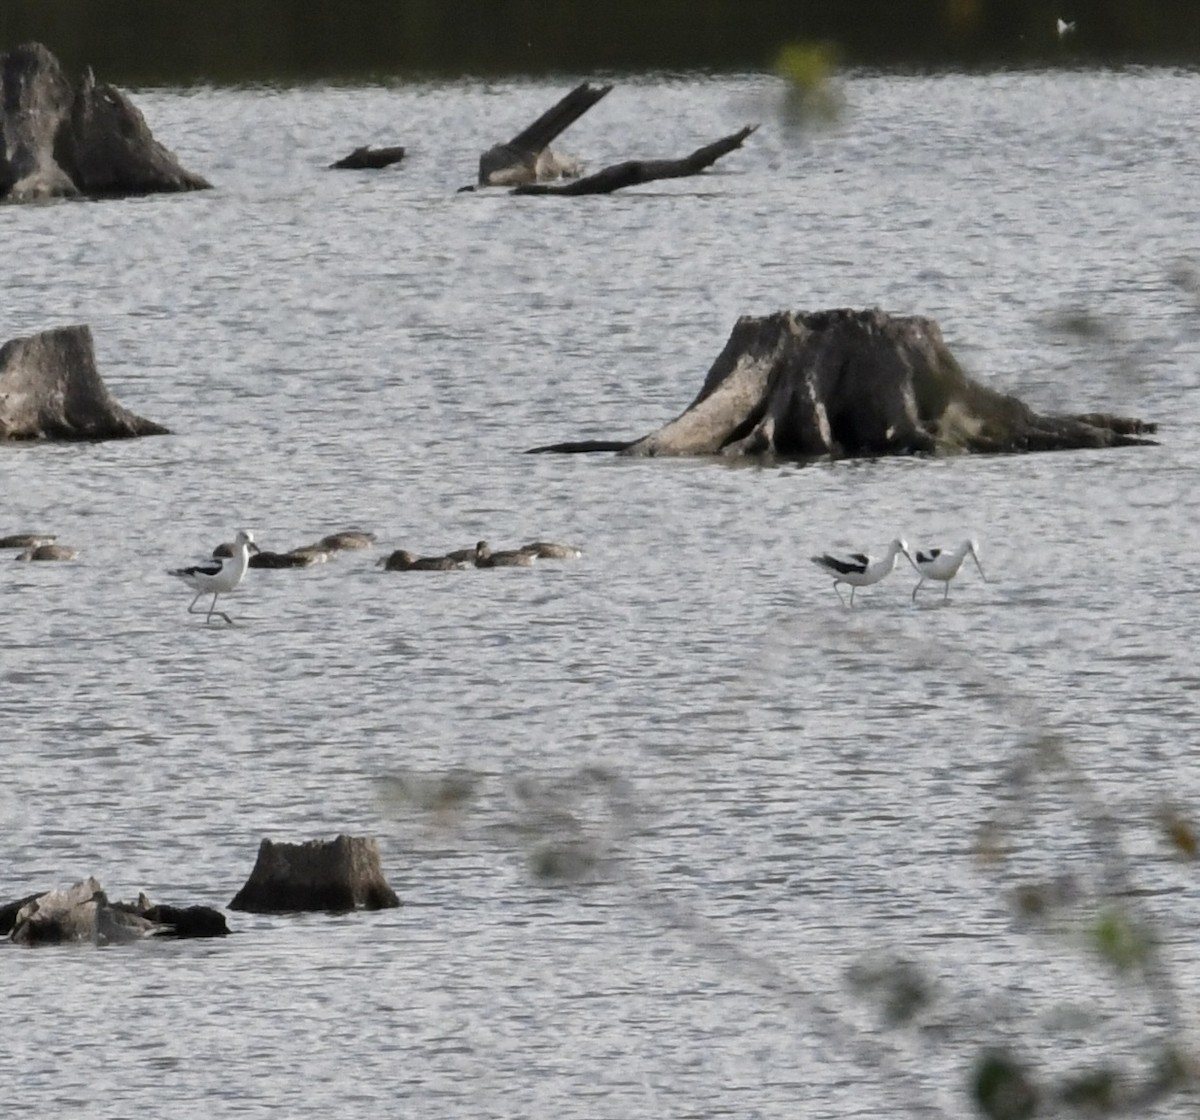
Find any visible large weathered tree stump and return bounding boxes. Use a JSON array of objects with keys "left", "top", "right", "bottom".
[
  {"left": 0, "top": 325, "right": 169, "bottom": 440},
  {"left": 529, "top": 308, "right": 1155, "bottom": 460},
  {"left": 0, "top": 42, "right": 210, "bottom": 203},
  {"left": 228, "top": 835, "right": 401, "bottom": 913}
]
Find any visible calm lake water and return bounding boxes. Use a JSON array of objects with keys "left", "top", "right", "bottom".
[{"left": 3, "top": 70, "right": 1200, "bottom": 1117}]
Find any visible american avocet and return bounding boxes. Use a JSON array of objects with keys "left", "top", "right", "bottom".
[
  {"left": 909, "top": 539, "right": 986, "bottom": 603},
  {"left": 520, "top": 540, "right": 583, "bottom": 559},
  {"left": 169, "top": 530, "right": 256, "bottom": 624},
  {"left": 475, "top": 540, "right": 536, "bottom": 568},
  {"left": 378, "top": 549, "right": 467, "bottom": 571},
  {"left": 810, "top": 538, "right": 909, "bottom": 607},
  {"left": 1056, "top": 18, "right": 1076, "bottom": 37}
]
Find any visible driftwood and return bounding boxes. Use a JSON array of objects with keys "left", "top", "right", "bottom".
[
  {"left": 513, "top": 125, "right": 758, "bottom": 197},
  {"left": 0, "top": 325, "right": 169, "bottom": 440},
  {"left": 329, "top": 145, "right": 406, "bottom": 170},
  {"left": 228, "top": 835, "right": 400, "bottom": 913},
  {"left": 0, "top": 42, "right": 210, "bottom": 202},
  {"left": 529, "top": 308, "right": 1155, "bottom": 460},
  {"left": 478, "top": 81, "right": 612, "bottom": 187},
  {"left": 6, "top": 879, "right": 227, "bottom": 944}
]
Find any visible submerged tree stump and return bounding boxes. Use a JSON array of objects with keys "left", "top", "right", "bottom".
[
  {"left": 329, "top": 145, "right": 406, "bottom": 170},
  {"left": 228, "top": 835, "right": 401, "bottom": 913},
  {"left": 6, "top": 880, "right": 229, "bottom": 944},
  {"left": 529, "top": 308, "right": 1155, "bottom": 460},
  {"left": 0, "top": 325, "right": 169, "bottom": 440},
  {"left": 9, "top": 879, "right": 157, "bottom": 945},
  {"left": 0, "top": 42, "right": 210, "bottom": 202}
]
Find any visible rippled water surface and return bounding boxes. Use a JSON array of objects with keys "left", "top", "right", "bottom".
[{"left": 4, "top": 71, "right": 1200, "bottom": 1117}]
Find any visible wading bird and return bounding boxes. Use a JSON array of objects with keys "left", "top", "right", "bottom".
[
  {"left": 811, "top": 538, "right": 909, "bottom": 607},
  {"left": 168, "top": 529, "right": 256, "bottom": 624},
  {"left": 909, "top": 539, "right": 987, "bottom": 603}
]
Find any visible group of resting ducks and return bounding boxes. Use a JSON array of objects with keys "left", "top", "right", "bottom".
[
  {"left": 208, "top": 531, "right": 583, "bottom": 571},
  {"left": 1, "top": 533, "right": 79, "bottom": 562},
  {"left": 811, "top": 538, "right": 986, "bottom": 607}
]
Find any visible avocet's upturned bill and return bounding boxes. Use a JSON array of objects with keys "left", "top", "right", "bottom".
[
  {"left": 168, "top": 529, "right": 256, "bottom": 624},
  {"left": 810, "top": 538, "right": 909, "bottom": 608},
  {"left": 909, "top": 539, "right": 986, "bottom": 603}
]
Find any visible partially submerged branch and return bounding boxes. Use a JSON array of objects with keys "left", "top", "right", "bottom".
[{"left": 512, "top": 125, "right": 758, "bottom": 196}]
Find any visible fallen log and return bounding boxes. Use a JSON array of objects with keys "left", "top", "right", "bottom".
[
  {"left": 528, "top": 308, "right": 1155, "bottom": 460},
  {"left": 512, "top": 125, "right": 758, "bottom": 196},
  {"left": 0, "top": 325, "right": 169, "bottom": 441}
]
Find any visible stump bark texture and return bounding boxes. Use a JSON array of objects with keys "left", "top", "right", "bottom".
[
  {"left": 228, "top": 835, "right": 401, "bottom": 913},
  {"left": 0, "top": 42, "right": 210, "bottom": 202},
  {"left": 0, "top": 324, "right": 169, "bottom": 440},
  {"left": 617, "top": 308, "right": 1155, "bottom": 459}
]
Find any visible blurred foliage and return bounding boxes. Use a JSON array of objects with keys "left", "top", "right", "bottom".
[
  {"left": 774, "top": 41, "right": 843, "bottom": 130},
  {"left": 1090, "top": 906, "right": 1154, "bottom": 973},
  {"left": 846, "top": 954, "right": 933, "bottom": 1025},
  {"left": 973, "top": 1050, "right": 1039, "bottom": 1120},
  {"left": 3, "top": 0, "right": 1200, "bottom": 84}
]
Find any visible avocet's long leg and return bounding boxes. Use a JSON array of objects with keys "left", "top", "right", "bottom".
[
  {"left": 832, "top": 581, "right": 847, "bottom": 607},
  {"left": 187, "top": 591, "right": 206, "bottom": 614},
  {"left": 205, "top": 594, "right": 233, "bottom": 625},
  {"left": 942, "top": 581, "right": 950, "bottom": 603},
  {"left": 849, "top": 585, "right": 857, "bottom": 608},
  {"left": 912, "top": 578, "right": 926, "bottom": 602}
]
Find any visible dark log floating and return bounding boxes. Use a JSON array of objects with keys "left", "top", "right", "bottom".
[
  {"left": 329, "top": 145, "right": 406, "bottom": 170},
  {"left": 228, "top": 835, "right": 400, "bottom": 913},
  {"left": 0, "top": 42, "right": 210, "bottom": 203},
  {"left": 0, "top": 325, "right": 169, "bottom": 441},
  {"left": 512, "top": 125, "right": 758, "bottom": 197},
  {"left": 5, "top": 878, "right": 228, "bottom": 944},
  {"left": 527, "top": 308, "right": 1155, "bottom": 460},
  {"left": 477, "top": 81, "right": 613, "bottom": 187}
]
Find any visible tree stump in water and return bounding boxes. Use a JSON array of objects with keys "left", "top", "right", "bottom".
[
  {"left": 0, "top": 325, "right": 169, "bottom": 440},
  {"left": 530, "top": 308, "right": 1155, "bottom": 459},
  {"left": 228, "top": 835, "right": 401, "bottom": 913},
  {"left": 0, "top": 42, "right": 210, "bottom": 202},
  {"left": 477, "top": 81, "right": 612, "bottom": 187},
  {"left": 329, "top": 145, "right": 406, "bottom": 170},
  {"left": 9, "top": 879, "right": 158, "bottom": 945}
]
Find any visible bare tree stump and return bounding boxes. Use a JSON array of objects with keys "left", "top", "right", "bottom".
[
  {"left": 478, "top": 81, "right": 612, "bottom": 186},
  {"left": 1, "top": 42, "right": 210, "bottom": 202},
  {"left": 529, "top": 308, "right": 1155, "bottom": 459},
  {"left": 9, "top": 879, "right": 159, "bottom": 945},
  {"left": 0, "top": 325, "right": 169, "bottom": 440},
  {"left": 329, "top": 145, "right": 406, "bottom": 170},
  {"left": 228, "top": 835, "right": 401, "bottom": 913}
]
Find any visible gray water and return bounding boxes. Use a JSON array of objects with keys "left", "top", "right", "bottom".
[{"left": 3, "top": 70, "right": 1200, "bottom": 1117}]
